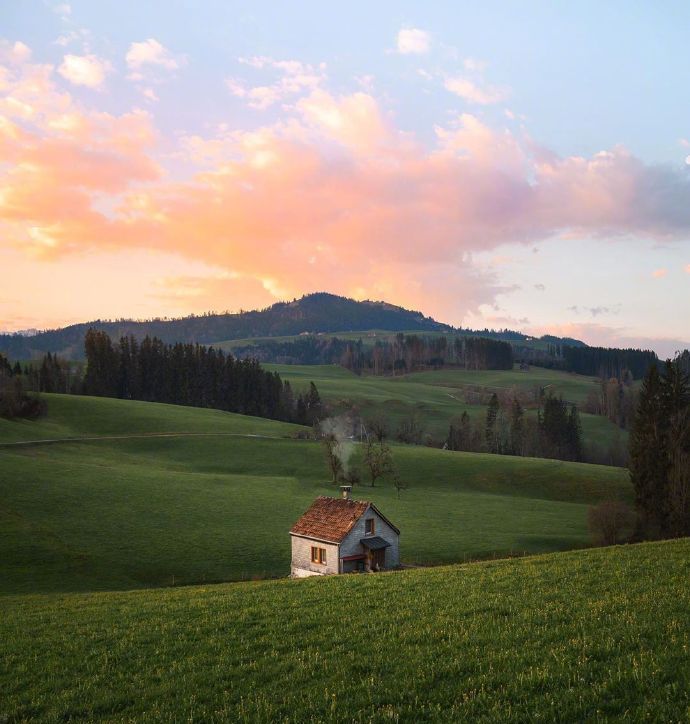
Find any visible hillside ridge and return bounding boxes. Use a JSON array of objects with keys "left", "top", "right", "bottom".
[{"left": 0, "top": 292, "right": 583, "bottom": 359}]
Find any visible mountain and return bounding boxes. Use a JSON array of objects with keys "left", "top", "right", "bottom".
[
  {"left": 0, "top": 292, "right": 588, "bottom": 360},
  {"left": 0, "top": 293, "right": 455, "bottom": 359}
]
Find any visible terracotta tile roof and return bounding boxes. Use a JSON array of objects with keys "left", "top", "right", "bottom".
[{"left": 290, "top": 496, "right": 370, "bottom": 543}]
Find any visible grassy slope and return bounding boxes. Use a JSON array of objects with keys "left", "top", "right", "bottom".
[
  {"left": 265, "top": 363, "right": 627, "bottom": 454},
  {"left": 0, "top": 395, "right": 630, "bottom": 595},
  {"left": 1, "top": 539, "right": 688, "bottom": 722}
]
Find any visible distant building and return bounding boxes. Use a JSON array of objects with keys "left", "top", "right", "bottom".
[{"left": 289, "top": 487, "right": 400, "bottom": 577}]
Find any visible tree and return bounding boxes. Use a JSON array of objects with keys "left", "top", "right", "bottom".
[
  {"left": 485, "top": 393, "right": 499, "bottom": 452},
  {"left": 392, "top": 469, "right": 408, "bottom": 499},
  {"left": 566, "top": 405, "right": 583, "bottom": 461},
  {"left": 363, "top": 439, "right": 394, "bottom": 486},
  {"left": 366, "top": 414, "right": 389, "bottom": 442},
  {"left": 588, "top": 500, "right": 635, "bottom": 546},
  {"left": 396, "top": 411, "right": 423, "bottom": 444},
  {"left": 629, "top": 365, "right": 669, "bottom": 538},
  {"left": 0, "top": 376, "right": 46, "bottom": 420},
  {"left": 322, "top": 433, "right": 343, "bottom": 483},
  {"left": 509, "top": 398, "right": 524, "bottom": 455},
  {"left": 661, "top": 359, "right": 690, "bottom": 537}
]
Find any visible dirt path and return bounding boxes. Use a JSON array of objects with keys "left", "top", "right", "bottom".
[{"left": 0, "top": 431, "right": 290, "bottom": 449}]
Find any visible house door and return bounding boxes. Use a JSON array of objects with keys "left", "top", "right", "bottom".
[{"left": 371, "top": 549, "right": 386, "bottom": 570}]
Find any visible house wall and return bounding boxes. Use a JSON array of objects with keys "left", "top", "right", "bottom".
[
  {"left": 340, "top": 505, "right": 400, "bottom": 569},
  {"left": 290, "top": 535, "right": 340, "bottom": 577}
]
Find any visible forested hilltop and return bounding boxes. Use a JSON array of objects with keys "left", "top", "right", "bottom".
[{"left": 0, "top": 292, "right": 579, "bottom": 360}]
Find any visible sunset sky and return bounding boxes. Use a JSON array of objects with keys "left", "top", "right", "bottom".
[{"left": 2, "top": 1, "right": 689, "bottom": 355}]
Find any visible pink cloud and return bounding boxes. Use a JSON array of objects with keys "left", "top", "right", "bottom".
[
  {"left": 652, "top": 268, "right": 668, "bottom": 278},
  {"left": 3, "top": 57, "right": 690, "bottom": 324},
  {"left": 227, "top": 57, "right": 325, "bottom": 110},
  {"left": 444, "top": 76, "right": 508, "bottom": 105}
]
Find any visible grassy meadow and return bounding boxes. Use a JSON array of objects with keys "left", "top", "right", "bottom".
[
  {"left": 1, "top": 539, "right": 688, "bottom": 721},
  {"left": 265, "top": 362, "right": 627, "bottom": 457},
  {"left": 0, "top": 394, "right": 630, "bottom": 595}
]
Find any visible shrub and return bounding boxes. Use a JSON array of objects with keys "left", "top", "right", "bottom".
[{"left": 588, "top": 500, "right": 635, "bottom": 546}]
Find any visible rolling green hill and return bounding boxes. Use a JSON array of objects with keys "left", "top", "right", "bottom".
[
  {"left": 264, "top": 363, "right": 628, "bottom": 460},
  {"left": 0, "top": 395, "right": 630, "bottom": 595},
  {"left": 2, "top": 539, "right": 688, "bottom": 721}
]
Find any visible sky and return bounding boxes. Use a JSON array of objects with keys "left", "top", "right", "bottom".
[{"left": 1, "top": 0, "right": 689, "bottom": 356}]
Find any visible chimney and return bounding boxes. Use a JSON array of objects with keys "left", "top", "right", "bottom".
[{"left": 340, "top": 485, "right": 352, "bottom": 500}]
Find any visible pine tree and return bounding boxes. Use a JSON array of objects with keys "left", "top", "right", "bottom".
[
  {"left": 566, "top": 405, "right": 583, "bottom": 461},
  {"left": 509, "top": 398, "right": 524, "bottom": 455},
  {"left": 660, "top": 360, "right": 690, "bottom": 537},
  {"left": 629, "top": 365, "right": 668, "bottom": 538},
  {"left": 485, "top": 393, "right": 499, "bottom": 453}
]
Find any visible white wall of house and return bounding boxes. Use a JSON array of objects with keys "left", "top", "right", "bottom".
[
  {"left": 290, "top": 535, "right": 340, "bottom": 577},
  {"left": 340, "top": 505, "right": 400, "bottom": 569}
]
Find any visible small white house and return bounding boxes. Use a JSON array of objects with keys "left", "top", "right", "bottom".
[{"left": 289, "top": 487, "right": 400, "bottom": 577}]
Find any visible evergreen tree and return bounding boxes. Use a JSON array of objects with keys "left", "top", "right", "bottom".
[
  {"left": 660, "top": 360, "right": 690, "bottom": 537},
  {"left": 509, "top": 398, "right": 524, "bottom": 455},
  {"left": 629, "top": 365, "right": 668, "bottom": 538},
  {"left": 485, "top": 393, "right": 499, "bottom": 453},
  {"left": 566, "top": 405, "right": 583, "bottom": 461}
]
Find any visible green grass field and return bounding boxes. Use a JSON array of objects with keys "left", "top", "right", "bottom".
[
  {"left": 0, "top": 395, "right": 630, "bottom": 595},
  {"left": 2, "top": 539, "right": 687, "bottom": 722},
  {"left": 264, "top": 363, "right": 627, "bottom": 458}
]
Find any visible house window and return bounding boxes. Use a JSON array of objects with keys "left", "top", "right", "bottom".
[
  {"left": 365, "top": 518, "right": 375, "bottom": 535},
  {"left": 311, "top": 546, "right": 327, "bottom": 565}
]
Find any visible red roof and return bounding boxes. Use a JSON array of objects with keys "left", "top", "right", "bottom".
[{"left": 290, "top": 496, "right": 370, "bottom": 543}]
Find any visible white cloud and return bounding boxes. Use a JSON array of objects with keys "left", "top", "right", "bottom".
[
  {"left": 227, "top": 57, "right": 325, "bottom": 110},
  {"left": 58, "top": 53, "right": 111, "bottom": 88},
  {"left": 0, "top": 40, "right": 32, "bottom": 65},
  {"left": 53, "top": 3, "right": 71, "bottom": 17},
  {"left": 126, "top": 39, "right": 183, "bottom": 72},
  {"left": 141, "top": 87, "right": 159, "bottom": 102},
  {"left": 444, "top": 76, "right": 507, "bottom": 105},
  {"left": 397, "top": 28, "right": 431, "bottom": 55},
  {"left": 685, "top": 154, "right": 690, "bottom": 166},
  {"left": 463, "top": 57, "right": 487, "bottom": 72}
]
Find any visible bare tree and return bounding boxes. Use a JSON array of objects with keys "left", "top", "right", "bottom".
[
  {"left": 363, "top": 439, "right": 394, "bottom": 487},
  {"left": 588, "top": 500, "right": 635, "bottom": 546},
  {"left": 392, "top": 469, "right": 408, "bottom": 499},
  {"left": 366, "top": 414, "right": 389, "bottom": 442},
  {"left": 322, "top": 433, "right": 343, "bottom": 483},
  {"left": 396, "top": 410, "right": 423, "bottom": 444}
]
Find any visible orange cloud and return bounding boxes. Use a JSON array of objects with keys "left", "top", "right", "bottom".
[
  {"left": 153, "top": 274, "right": 277, "bottom": 313},
  {"left": 4, "top": 55, "right": 690, "bottom": 324}
]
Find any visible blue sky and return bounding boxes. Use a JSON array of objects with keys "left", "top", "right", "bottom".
[{"left": 1, "top": 1, "right": 688, "bottom": 354}]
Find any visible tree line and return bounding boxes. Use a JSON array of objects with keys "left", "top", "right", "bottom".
[
  {"left": 80, "top": 330, "right": 322, "bottom": 425},
  {"left": 233, "top": 333, "right": 513, "bottom": 374},
  {"left": 6, "top": 331, "right": 323, "bottom": 426},
  {"left": 446, "top": 393, "right": 583, "bottom": 462}
]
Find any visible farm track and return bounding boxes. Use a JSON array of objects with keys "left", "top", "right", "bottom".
[{"left": 0, "top": 431, "right": 289, "bottom": 448}]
